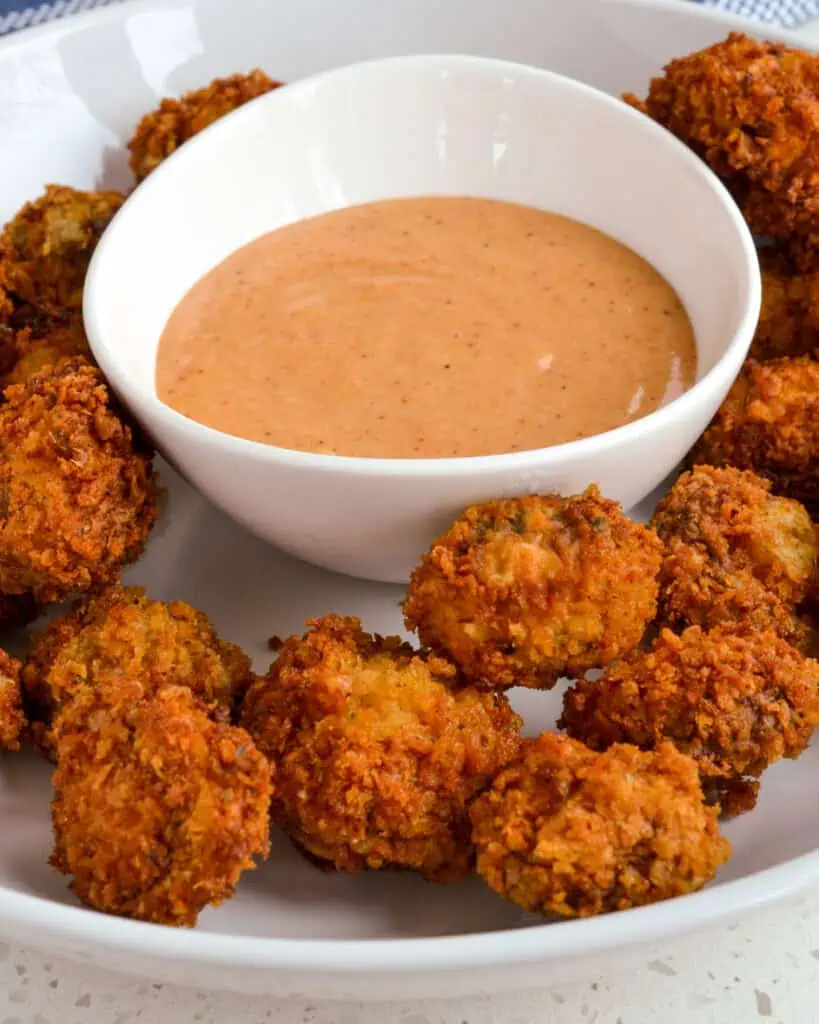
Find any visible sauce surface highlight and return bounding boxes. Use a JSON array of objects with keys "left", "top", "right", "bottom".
[{"left": 156, "top": 196, "right": 696, "bottom": 458}]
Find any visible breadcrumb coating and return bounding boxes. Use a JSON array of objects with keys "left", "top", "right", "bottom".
[
  {"left": 560, "top": 625, "right": 819, "bottom": 816},
  {"left": 240, "top": 614, "right": 522, "bottom": 882},
  {"left": 2, "top": 316, "right": 92, "bottom": 388},
  {"left": 650, "top": 465, "right": 817, "bottom": 646},
  {"left": 471, "top": 733, "right": 730, "bottom": 918},
  {"left": 754, "top": 249, "right": 819, "bottom": 361},
  {"left": 128, "top": 70, "right": 281, "bottom": 182},
  {"left": 0, "top": 186, "right": 123, "bottom": 322},
  {"left": 403, "top": 489, "right": 662, "bottom": 690},
  {"left": 0, "top": 359, "right": 157, "bottom": 603},
  {"left": 0, "top": 649, "right": 24, "bottom": 751},
  {"left": 690, "top": 358, "right": 819, "bottom": 515},
  {"left": 51, "top": 685, "right": 271, "bottom": 926},
  {"left": 23, "top": 584, "right": 253, "bottom": 750}
]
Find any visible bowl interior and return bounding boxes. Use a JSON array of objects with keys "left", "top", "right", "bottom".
[{"left": 86, "top": 53, "right": 757, "bottom": 414}]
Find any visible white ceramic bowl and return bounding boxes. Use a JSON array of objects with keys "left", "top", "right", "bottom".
[{"left": 85, "top": 51, "right": 760, "bottom": 583}]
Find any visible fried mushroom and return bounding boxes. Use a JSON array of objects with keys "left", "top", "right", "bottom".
[
  {"left": 560, "top": 625, "right": 819, "bottom": 816},
  {"left": 2, "top": 316, "right": 92, "bottom": 388},
  {"left": 51, "top": 684, "right": 271, "bottom": 926},
  {"left": 471, "top": 733, "right": 730, "bottom": 918},
  {"left": 23, "top": 584, "right": 253, "bottom": 751},
  {"left": 624, "top": 33, "right": 819, "bottom": 255},
  {"left": 0, "top": 186, "right": 124, "bottom": 322},
  {"left": 690, "top": 357, "right": 819, "bottom": 514},
  {"left": 403, "top": 489, "right": 662, "bottom": 690},
  {"left": 0, "top": 359, "right": 157, "bottom": 604},
  {"left": 240, "top": 614, "right": 522, "bottom": 882},
  {"left": 128, "top": 70, "right": 281, "bottom": 182},
  {"left": 650, "top": 465, "right": 817, "bottom": 646}
]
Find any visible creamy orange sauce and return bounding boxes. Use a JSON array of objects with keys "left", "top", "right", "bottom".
[{"left": 156, "top": 197, "right": 696, "bottom": 458}]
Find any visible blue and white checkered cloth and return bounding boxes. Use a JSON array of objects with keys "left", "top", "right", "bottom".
[
  {"left": 703, "top": 0, "right": 819, "bottom": 26},
  {"left": 0, "top": 0, "right": 817, "bottom": 35}
]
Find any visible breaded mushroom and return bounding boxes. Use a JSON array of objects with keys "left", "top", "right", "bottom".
[
  {"left": 0, "top": 649, "right": 24, "bottom": 751},
  {"left": 753, "top": 249, "right": 819, "bottom": 361},
  {"left": 51, "top": 684, "right": 271, "bottom": 926},
  {"left": 650, "top": 465, "right": 817, "bottom": 646},
  {"left": 690, "top": 357, "right": 819, "bottom": 514},
  {"left": 2, "top": 316, "right": 92, "bottom": 388},
  {"left": 624, "top": 33, "right": 819, "bottom": 254},
  {"left": 0, "top": 186, "right": 124, "bottom": 322},
  {"left": 0, "top": 359, "right": 157, "bottom": 604},
  {"left": 240, "top": 614, "right": 522, "bottom": 882},
  {"left": 471, "top": 733, "right": 730, "bottom": 918},
  {"left": 128, "top": 70, "right": 281, "bottom": 182},
  {"left": 403, "top": 489, "right": 662, "bottom": 690},
  {"left": 560, "top": 625, "right": 819, "bottom": 817},
  {"left": 23, "top": 585, "right": 253, "bottom": 750}
]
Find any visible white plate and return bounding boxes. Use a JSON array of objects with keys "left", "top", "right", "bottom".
[{"left": 0, "top": 0, "right": 814, "bottom": 1001}]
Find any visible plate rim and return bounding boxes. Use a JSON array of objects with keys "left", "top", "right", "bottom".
[{"left": 0, "top": 0, "right": 815, "bottom": 976}]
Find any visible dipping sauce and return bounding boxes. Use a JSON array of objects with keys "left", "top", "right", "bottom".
[{"left": 156, "top": 196, "right": 696, "bottom": 458}]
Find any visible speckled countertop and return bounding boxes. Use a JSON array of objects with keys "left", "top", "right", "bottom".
[{"left": 2, "top": 891, "right": 819, "bottom": 1023}]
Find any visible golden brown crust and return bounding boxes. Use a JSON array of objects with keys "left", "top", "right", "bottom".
[
  {"left": 754, "top": 249, "right": 819, "bottom": 361},
  {"left": 0, "top": 649, "right": 24, "bottom": 751},
  {"left": 560, "top": 625, "right": 819, "bottom": 816},
  {"left": 471, "top": 734, "right": 730, "bottom": 918},
  {"left": 50, "top": 684, "right": 271, "bottom": 926},
  {"left": 650, "top": 465, "right": 817, "bottom": 646},
  {"left": 624, "top": 33, "right": 819, "bottom": 250},
  {"left": 23, "top": 584, "right": 254, "bottom": 750},
  {"left": 403, "top": 489, "right": 662, "bottom": 690},
  {"left": 240, "top": 614, "right": 522, "bottom": 882},
  {"left": 0, "top": 359, "right": 157, "bottom": 603},
  {"left": 0, "top": 186, "right": 124, "bottom": 321},
  {"left": 128, "top": 71, "right": 281, "bottom": 182},
  {"left": 690, "top": 357, "right": 819, "bottom": 514},
  {"left": 2, "top": 317, "right": 92, "bottom": 388}
]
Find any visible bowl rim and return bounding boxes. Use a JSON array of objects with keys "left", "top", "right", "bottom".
[
  {"left": 84, "top": 51, "right": 761, "bottom": 477},
  {"left": 1, "top": 0, "right": 811, "bottom": 978},
  {"left": 0, "top": 850, "right": 816, "bottom": 972}
]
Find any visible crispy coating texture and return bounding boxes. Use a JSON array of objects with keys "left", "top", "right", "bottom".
[
  {"left": 624, "top": 33, "right": 819, "bottom": 252},
  {"left": 0, "top": 649, "right": 24, "bottom": 751},
  {"left": 240, "top": 614, "right": 522, "bottom": 882},
  {"left": 560, "top": 625, "right": 819, "bottom": 817},
  {"left": 753, "top": 249, "right": 819, "bottom": 361},
  {"left": 650, "top": 465, "right": 817, "bottom": 646},
  {"left": 128, "top": 70, "right": 281, "bottom": 182},
  {"left": 51, "top": 684, "right": 271, "bottom": 926},
  {"left": 23, "top": 585, "right": 253, "bottom": 748},
  {"left": 2, "top": 316, "right": 92, "bottom": 388},
  {"left": 403, "top": 489, "right": 662, "bottom": 690},
  {"left": 0, "top": 359, "right": 157, "bottom": 604},
  {"left": 0, "top": 186, "right": 123, "bottom": 321},
  {"left": 690, "top": 358, "right": 819, "bottom": 514},
  {"left": 471, "top": 734, "right": 729, "bottom": 918}
]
